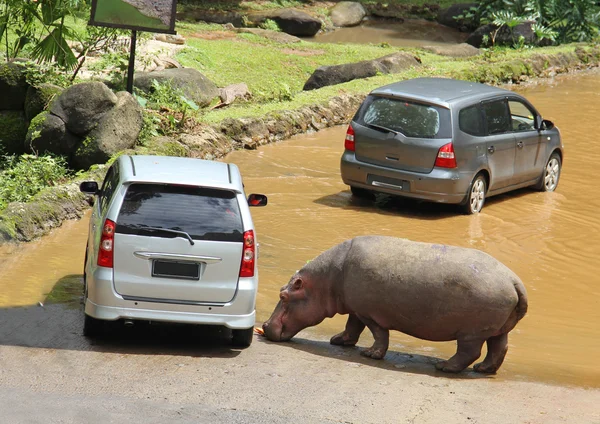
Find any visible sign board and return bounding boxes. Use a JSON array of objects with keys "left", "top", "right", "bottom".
[{"left": 89, "top": 0, "right": 177, "bottom": 34}]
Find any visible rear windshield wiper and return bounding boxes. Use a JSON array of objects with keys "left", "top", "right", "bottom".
[
  {"left": 135, "top": 226, "right": 195, "bottom": 246},
  {"left": 364, "top": 122, "right": 399, "bottom": 135}
]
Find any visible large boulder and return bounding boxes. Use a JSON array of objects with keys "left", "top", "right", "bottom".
[
  {"left": 247, "top": 9, "right": 322, "bottom": 37},
  {"left": 330, "top": 2, "right": 366, "bottom": 27},
  {"left": 0, "top": 110, "right": 28, "bottom": 154},
  {"left": 422, "top": 43, "right": 481, "bottom": 58},
  {"left": 24, "top": 83, "right": 64, "bottom": 122},
  {"left": 303, "top": 52, "right": 421, "bottom": 91},
  {"left": 437, "top": 3, "right": 478, "bottom": 31},
  {"left": 72, "top": 92, "right": 143, "bottom": 170},
  {"left": 134, "top": 68, "right": 219, "bottom": 108},
  {"left": 49, "top": 82, "right": 118, "bottom": 136},
  {"left": 178, "top": 8, "right": 245, "bottom": 27},
  {"left": 0, "top": 62, "right": 29, "bottom": 110},
  {"left": 466, "top": 22, "right": 536, "bottom": 48},
  {"left": 25, "top": 111, "right": 79, "bottom": 156}
]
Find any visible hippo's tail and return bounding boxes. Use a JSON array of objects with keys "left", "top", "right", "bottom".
[{"left": 514, "top": 279, "right": 528, "bottom": 322}]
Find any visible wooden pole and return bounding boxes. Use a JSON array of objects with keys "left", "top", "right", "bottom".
[{"left": 126, "top": 30, "right": 137, "bottom": 94}]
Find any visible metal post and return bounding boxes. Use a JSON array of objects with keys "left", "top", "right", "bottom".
[{"left": 126, "top": 30, "right": 137, "bottom": 94}]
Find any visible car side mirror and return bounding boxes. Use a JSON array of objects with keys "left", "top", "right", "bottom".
[
  {"left": 247, "top": 193, "right": 267, "bottom": 207},
  {"left": 538, "top": 118, "right": 554, "bottom": 131},
  {"left": 80, "top": 181, "right": 99, "bottom": 195}
]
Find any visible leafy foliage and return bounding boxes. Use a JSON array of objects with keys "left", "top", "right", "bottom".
[
  {"left": 0, "top": 154, "right": 70, "bottom": 210},
  {"left": 473, "top": 0, "right": 600, "bottom": 44}
]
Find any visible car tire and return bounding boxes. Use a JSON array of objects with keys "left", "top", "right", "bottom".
[
  {"left": 350, "top": 186, "right": 374, "bottom": 200},
  {"left": 463, "top": 174, "right": 487, "bottom": 215},
  {"left": 535, "top": 152, "right": 561, "bottom": 192},
  {"left": 83, "top": 314, "right": 103, "bottom": 338},
  {"left": 231, "top": 328, "right": 254, "bottom": 348}
]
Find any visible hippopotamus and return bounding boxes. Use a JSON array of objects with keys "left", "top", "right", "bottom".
[{"left": 262, "top": 236, "right": 528, "bottom": 373}]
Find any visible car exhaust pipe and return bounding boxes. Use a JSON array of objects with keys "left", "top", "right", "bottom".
[{"left": 123, "top": 320, "right": 134, "bottom": 327}]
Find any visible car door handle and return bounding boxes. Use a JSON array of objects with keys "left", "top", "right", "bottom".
[
  {"left": 517, "top": 141, "right": 524, "bottom": 148},
  {"left": 488, "top": 146, "right": 495, "bottom": 154}
]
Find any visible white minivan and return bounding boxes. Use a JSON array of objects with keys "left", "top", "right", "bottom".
[{"left": 80, "top": 155, "right": 267, "bottom": 347}]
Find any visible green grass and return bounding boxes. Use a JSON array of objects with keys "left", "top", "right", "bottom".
[{"left": 174, "top": 21, "right": 582, "bottom": 124}]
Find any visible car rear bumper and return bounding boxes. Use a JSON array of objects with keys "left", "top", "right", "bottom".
[
  {"left": 340, "top": 151, "right": 470, "bottom": 204},
  {"left": 85, "top": 267, "right": 257, "bottom": 329}
]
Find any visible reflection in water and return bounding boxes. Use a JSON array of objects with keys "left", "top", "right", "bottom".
[
  {"left": 313, "top": 19, "right": 469, "bottom": 47},
  {"left": 1, "top": 72, "right": 599, "bottom": 388}
]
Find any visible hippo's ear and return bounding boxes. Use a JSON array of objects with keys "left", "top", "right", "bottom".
[{"left": 291, "top": 278, "right": 303, "bottom": 291}]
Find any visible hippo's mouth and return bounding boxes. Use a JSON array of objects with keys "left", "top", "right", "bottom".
[{"left": 264, "top": 308, "right": 294, "bottom": 342}]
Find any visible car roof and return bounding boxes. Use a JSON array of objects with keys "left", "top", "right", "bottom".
[
  {"left": 370, "top": 78, "right": 514, "bottom": 108},
  {"left": 117, "top": 155, "right": 243, "bottom": 192}
]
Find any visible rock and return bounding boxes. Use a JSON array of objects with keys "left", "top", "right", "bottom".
[
  {"left": 422, "top": 43, "right": 481, "bottom": 57},
  {"left": 72, "top": 92, "right": 143, "bottom": 170},
  {"left": 466, "top": 22, "right": 536, "bottom": 48},
  {"left": 247, "top": 9, "right": 322, "bottom": 37},
  {"left": 134, "top": 68, "right": 219, "bottom": 108},
  {"left": 153, "top": 33, "right": 186, "bottom": 45},
  {"left": 365, "top": 4, "right": 406, "bottom": 20},
  {"left": 0, "top": 62, "right": 29, "bottom": 110},
  {"left": 24, "top": 83, "right": 64, "bottom": 122},
  {"left": 330, "top": 2, "right": 366, "bottom": 27},
  {"left": 219, "top": 83, "right": 251, "bottom": 106},
  {"left": 437, "top": 3, "right": 478, "bottom": 31},
  {"left": 25, "top": 111, "right": 79, "bottom": 156},
  {"left": 303, "top": 52, "right": 421, "bottom": 91},
  {"left": 49, "top": 82, "right": 118, "bottom": 136},
  {"left": 178, "top": 8, "right": 244, "bottom": 27},
  {"left": 0, "top": 110, "right": 28, "bottom": 154},
  {"left": 236, "top": 28, "right": 302, "bottom": 44}
]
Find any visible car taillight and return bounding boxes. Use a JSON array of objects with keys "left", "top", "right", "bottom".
[
  {"left": 97, "top": 219, "right": 116, "bottom": 268},
  {"left": 239, "top": 230, "right": 255, "bottom": 278},
  {"left": 435, "top": 143, "right": 457, "bottom": 168},
  {"left": 344, "top": 125, "right": 355, "bottom": 151}
]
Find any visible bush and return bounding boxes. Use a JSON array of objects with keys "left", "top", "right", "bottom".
[{"left": 0, "top": 154, "right": 71, "bottom": 211}]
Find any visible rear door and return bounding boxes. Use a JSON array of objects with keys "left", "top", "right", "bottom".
[
  {"left": 112, "top": 183, "right": 244, "bottom": 304},
  {"left": 482, "top": 99, "right": 516, "bottom": 191},
  {"left": 354, "top": 96, "right": 452, "bottom": 174}
]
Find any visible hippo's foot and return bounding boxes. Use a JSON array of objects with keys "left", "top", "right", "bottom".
[
  {"left": 473, "top": 362, "right": 498, "bottom": 374},
  {"left": 434, "top": 360, "right": 466, "bottom": 373},
  {"left": 330, "top": 332, "right": 359, "bottom": 346},
  {"left": 360, "top": 346, "right": 386, "bottom": 360}
]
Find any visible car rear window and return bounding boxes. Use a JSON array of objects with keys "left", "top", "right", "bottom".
[
  {"left": 116, "top": 184, "right": 243, "bottom": 242},
  {"left": 356, "top": 96, "right": 451, "bottom": 139}
]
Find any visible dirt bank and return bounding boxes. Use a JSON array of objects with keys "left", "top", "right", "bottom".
[
  {"left": 0, "top": 303, "right": 598, "bottom": 423},
  {"left": 1, "top": 46, "right": 600, "bottom": 245}
]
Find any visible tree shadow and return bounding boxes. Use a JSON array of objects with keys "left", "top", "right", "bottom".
[
  {"left": 255, "top": 335, "right": 493, "bottom": 381},
  {"left": 314, "top": 187, "right": 539, "bottom": 219},
  {"left": 0, "top": 274, "right": 245, "bottom": 359}
]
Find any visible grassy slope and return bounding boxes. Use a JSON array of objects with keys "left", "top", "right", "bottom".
[{"left": 174, "top": 21, "right": 578, "bottom": 124}]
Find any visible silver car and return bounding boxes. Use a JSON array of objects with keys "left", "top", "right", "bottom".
[
  {"left": 340, "top": 77, "right": 564, "bottom": 213},
  {"left": 79, "top": 155, "right": 267, "bottom": 347}
]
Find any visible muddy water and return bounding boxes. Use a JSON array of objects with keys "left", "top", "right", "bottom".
[
  {"left": 313, "top": 19, "right": 468, "bottom": 47},
  {"left": 1, "top": 72, "right": 599, "bottom": 388}
]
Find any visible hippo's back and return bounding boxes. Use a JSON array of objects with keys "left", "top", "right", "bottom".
[{"left": 341, "top": 236, "right": 524, "bottom": 341}]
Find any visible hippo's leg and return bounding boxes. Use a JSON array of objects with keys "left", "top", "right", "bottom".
[
  {"left": 330, "top": 314, "right": 366, "bottom": 346},
  {"left": 435, "top": 338, "right": 484, "bottom": 373},
  {"left": 473, "top": 333, "right": 509, "bottom": 374},
  {"left": 357, "top": 316, "right": 389, "bottom": 360}
]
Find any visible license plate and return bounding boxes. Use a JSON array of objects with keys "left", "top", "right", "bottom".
[{"left": 152, "top": 260, "right": 200, "bottom": 280}]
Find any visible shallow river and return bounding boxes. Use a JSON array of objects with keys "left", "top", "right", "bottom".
[
  {"left": 313, "top": 19, "right": 469, "bottom": 47},
  {"left": 1, "top": 72, "right": 599, "bottom": 388}
]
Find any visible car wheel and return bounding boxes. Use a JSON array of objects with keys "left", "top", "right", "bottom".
[
  {"left": 83, "top": 314, "right": 103, "bottom": 338},
  {"left": 350, "top": 186, "right": 374, "bottom": 200},
  {"left": 231, "top": 328, "right": 254, "bottom": 348},
  {"left": 536, "top": 153, "right": 561, "bottom": 192},
  {"left": 463, "top": 174, "right": 487, "bottom": 215}
]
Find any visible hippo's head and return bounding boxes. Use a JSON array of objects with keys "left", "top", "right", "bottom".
[{"left": 262, "top": 272, "right": 326, "bottom": 342}]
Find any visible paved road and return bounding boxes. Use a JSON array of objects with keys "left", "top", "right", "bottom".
[{"left": 0, "top": 303, "right": 598, "bottom": 424}]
